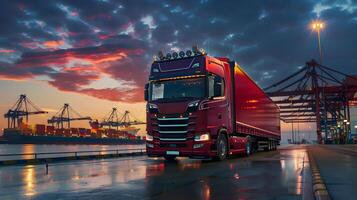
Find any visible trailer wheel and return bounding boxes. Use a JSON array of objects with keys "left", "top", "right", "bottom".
[
  {"left": 245, "top": 141, "right": 252, "bottom": 156},
  {"left": 215, "top": 134, "right": 228, "bottom": 161},
  {"left": 268, "top": 140, "right": 272, "bottom": 151},
  {"left": 271, "top": 141, "right": 275, "bottom": 150},
  {"left": 245, "top": 137, "right": 252, "bottom": 156}
]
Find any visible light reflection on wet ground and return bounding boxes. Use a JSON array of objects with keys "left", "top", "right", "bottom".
[{"left": 0, "top": 146, "right": 308, "bottom": 200}]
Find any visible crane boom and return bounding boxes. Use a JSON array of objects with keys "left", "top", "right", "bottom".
[
  {"left": 48, "top": 104, "right": 92, "bottom": 129},
  {"left": 4, "top": 94, "right": 48, "bottom": 128}
]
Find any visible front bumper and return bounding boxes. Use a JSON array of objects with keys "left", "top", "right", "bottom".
[{"left": 146, "top": 139, "right": 216, "bottom": 158}]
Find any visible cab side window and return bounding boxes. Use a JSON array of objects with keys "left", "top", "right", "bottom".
[{"left": 208, "top": 74, "right": 225, "bottom": 98}]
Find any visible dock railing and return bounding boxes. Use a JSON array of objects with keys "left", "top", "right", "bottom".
[{"left": 0, "top": 148, "right": 146, "bottom": 163}]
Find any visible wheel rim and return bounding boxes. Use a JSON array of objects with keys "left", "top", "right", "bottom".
[
  {"left": 219, "top": 139, "right": 226, "bottom": 157},
  {"left": 246, "top": 143, "right": 251, "bottom": 155}
]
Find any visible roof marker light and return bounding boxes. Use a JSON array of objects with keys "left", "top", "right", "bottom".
[
  {"left": 192, "top": 45, "right": 199, "bottom": 55},
  {"left": 186, "top": 50, "right": 192, "bottom": 57},
  {"left": 172, "top": 52, "right": 178, "bottom": 59},
  {"left": 166, "top": 53, "right": 172, "bottom": 60},
  {"left": 179, "top": 51, "right": 185, "bottom": 58},
  {"left": 158, "top": 51, "right": 164, "bottom": 60},
  {"left": 153, "top": 55, "right": 159, "bottom": 61}
]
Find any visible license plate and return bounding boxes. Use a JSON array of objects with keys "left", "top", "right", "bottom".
[{"left": 166, "top": 151, "right": 179, "bottom": 155}]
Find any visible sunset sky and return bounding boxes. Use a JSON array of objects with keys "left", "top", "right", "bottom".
[{"left": 0, "top": 0, "right": 356, "bottom": 138}]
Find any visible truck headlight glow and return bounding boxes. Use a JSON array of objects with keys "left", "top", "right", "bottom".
[
  {"left": 187, "top": 100, "right": 200, "bottom": 112},
  {"left": 194, "top": 133, "right": 210, "bottom": 141},
  {"left": 188, "top": 100, "right": 199, "bottom": 107},
  {"left": 149, "top": 103, "right": 158, "bottom": 109},
  {"left": 146, "top": 134, "right": 153, "bottom": 141}
]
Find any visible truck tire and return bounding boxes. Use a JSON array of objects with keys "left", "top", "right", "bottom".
[
  {"left": 245, "top": 141, "right": 252, "bottom": 156},
  {"left": 273, "top": 141, "right": 277, "bottom": 150},
  {"left": 268, "top": 140, "right": 272, "bottom": 151},
  {"left": 245, "top": 137, "right": 252, "bottom": 156},
  {"left": 215, "top": 134, "right": 228, "bottom": 161}
]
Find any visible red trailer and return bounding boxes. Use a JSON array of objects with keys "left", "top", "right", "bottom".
[{"left": 145, "top": 47, "right": 280, "bottom": 160}]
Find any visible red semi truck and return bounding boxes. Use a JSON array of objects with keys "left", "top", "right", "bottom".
[{"left": 144, "top": 47, "right": 280, "bottom": 160}]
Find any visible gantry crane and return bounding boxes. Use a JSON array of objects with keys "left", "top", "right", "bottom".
[
  {"left": 119, "top": 110, "right": 145, "bottom": 127},
  {"left": 264, "top": 59, "right": 357, "bottom": 144},
  {"left": 90, "top": 107, "right": 121, "bottom": 130},
  {"left": 48, "top": 103, "right": 92, "bottom": 129},
  {"left": 89, "top": 108, "right": 145, "bottom": 129},
  {"left": 4, "top": 94, "right": 48, "bottom": 128}
]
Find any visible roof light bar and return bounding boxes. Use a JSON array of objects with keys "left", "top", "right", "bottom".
[{"left": 155, "top": 45, "right": 207, "bottom": 61}]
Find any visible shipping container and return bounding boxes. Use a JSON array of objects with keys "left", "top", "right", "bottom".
[
  {"left": 35, "top": 124, "right": 46, "bottom": 135},
  {"left": 46, "top": 126, "right": 55, "bottom": 135}
]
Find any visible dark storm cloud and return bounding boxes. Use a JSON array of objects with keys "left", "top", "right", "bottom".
[{"left": 0, "top": 0, "right": 356, "bottom": 101}]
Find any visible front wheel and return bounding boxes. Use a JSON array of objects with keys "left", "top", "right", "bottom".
[{"left": 215, "top": 134, "right": 228, "bottom": 161}]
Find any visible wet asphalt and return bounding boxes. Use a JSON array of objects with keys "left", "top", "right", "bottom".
[{"left": 0, "top": 145, "right": 312, "bottom": 200}]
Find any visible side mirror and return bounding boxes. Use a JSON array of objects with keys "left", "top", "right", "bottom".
[
  {"left": 214, "top": 82, "right": 223, "bottom": 97},
  {"left": 144, "top": 83, "right": 149, "bottom": 101}
]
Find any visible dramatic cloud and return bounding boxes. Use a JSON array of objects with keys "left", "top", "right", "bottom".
[{"left": 0, "top": 0, "right": 356, "bottom": 102}]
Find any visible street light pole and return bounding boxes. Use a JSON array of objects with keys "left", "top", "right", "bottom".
[{"left": 317, "top": 28, "right": 322, "bottom": 63}]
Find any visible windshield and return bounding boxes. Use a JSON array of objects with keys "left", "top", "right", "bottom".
[{"left": 150, "top": 77, "right": 205, "bottom": 101}]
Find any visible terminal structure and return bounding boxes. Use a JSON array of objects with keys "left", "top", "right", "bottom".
[{"left": 265, "top": 60, "right": 357, "bottom": 144}]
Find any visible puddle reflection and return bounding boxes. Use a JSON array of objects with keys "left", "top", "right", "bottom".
[{"left": 23, "top": 166, "right": 36, "bottom": 197}]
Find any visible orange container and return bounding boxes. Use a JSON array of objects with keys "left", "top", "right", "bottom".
[
  {"left": 86, "top": 129, "right": 91, "bottom": 136},
  {"left": 46, "top": 126, "right": 55, "bottom": 135},
  {"left": 79, "top": 128, "right": 86, "bottom": 137},
  {"left": 55, "top": 129, "right": 64, "bottom": 136},
  {"left": 70, "top": 128, "right": 79, "bottom": 137},
  {"left": 63, "top": 129, "right": 71, "bottom": 137},
  {"left": 35, "top": 124, "right": 46, "bottom": 135},
  {"left": 21, "top": 128, "right": 33, "bottom": 136}
]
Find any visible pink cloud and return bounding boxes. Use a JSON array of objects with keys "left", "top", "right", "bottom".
[
  {"left": 43, "top": 40, "right": 65, "bottom": 49},
  {"left": 0, "top": 49, "right": 16, "bottom": 53},
  {"left": 1, "top": 44, "right": 148, "bottom": 103}
]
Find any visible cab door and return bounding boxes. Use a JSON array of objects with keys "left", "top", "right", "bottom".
[{"left": 205, "top": 73, "right": 230, "bottom": 137}]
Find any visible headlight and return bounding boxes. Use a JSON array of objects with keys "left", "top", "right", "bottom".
[
  {"left": 187, "top": 100, "right": 200, "bottom": 112},
  {"left": 194, "top": 133, "right": 210, "bottom": 141},
  {"left": 146, "top": 134, "right": 153, "bottom": 141},
  {"left": 149, "top": 103, "right": 158, "bottom": 109},
  {"left": 188, "top": 100, "right": 200, "bottom": 107}
]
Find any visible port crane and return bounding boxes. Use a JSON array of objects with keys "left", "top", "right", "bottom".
[
  {"left": 89, "top": 108, "right": 145, "bottom": 129},
  {"left": 48, "top": 103, "right": 92, "bottom": 129},
  {"left": 4, "top": 94, "right": 48, "bottom": 128},
  {"left": 119, "top": 110, "right": 145, "bottom": 127},
  {"left": 265, "top": 59, "right": 357, "bottom": 144}
]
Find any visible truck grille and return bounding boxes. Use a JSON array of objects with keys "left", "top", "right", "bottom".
[{"left": 158, "top": 117, "right": 189, "bottom": 141}]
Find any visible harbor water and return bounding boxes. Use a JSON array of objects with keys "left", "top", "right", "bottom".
[{"left": 0, "top": 144, "right": 145, "bottom": 161}]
